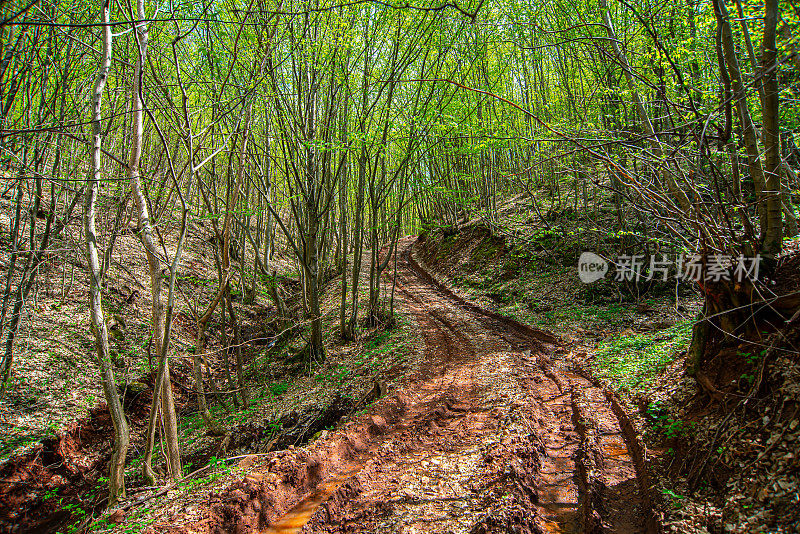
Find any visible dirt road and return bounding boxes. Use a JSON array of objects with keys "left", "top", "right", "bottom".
[{"left": 188, "top": 238, "right": 654, "bottom": 534}]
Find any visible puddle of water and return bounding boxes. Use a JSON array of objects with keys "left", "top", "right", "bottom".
[
  {"left": 602, "top": 443, "right": 631, "bottom": 458},
  {"left": 539, "top": 505, "right": 581, "bottom": 534},
  {"left": 601, "top": 436, "right": 632, "bottom": 459},
  {"left": 538, "top": 475, "right": 580, "bottom": 533},
  {"left": 261, "top": 469, "right": 360, "bottom": 534}
]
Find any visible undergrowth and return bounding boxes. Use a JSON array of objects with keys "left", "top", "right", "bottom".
[{"left": 590, "top": 321, "right": 693, "bottom": 394}]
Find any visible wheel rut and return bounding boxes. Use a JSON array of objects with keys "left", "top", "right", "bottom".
[{"left": 177, "top": 237, "right": 656, "bottom": 534}]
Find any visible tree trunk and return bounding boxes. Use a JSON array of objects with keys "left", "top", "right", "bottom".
[
  {"left": 346, "top": 147, "right": 367, "bottom": 340},
  {"left": 712, "top": 0, "right": 770, "bottom": 247},
  {"left": 338, "top": 148, "right": 349, "bottom": 337},
  {"left": 600, "top": 0, "right": 692, "bottom": 214},
  {"left": 128, "top": 0, "right": 181, "bottom": 482},
  {"left": 226, "top": 291, "right": 249, "bottom": 407},
  {"left": 85, "top": 0, "right": 129, "bottom": 505},
  {"left": 760, "top": 0, "right": 782, "bottom": 256}
]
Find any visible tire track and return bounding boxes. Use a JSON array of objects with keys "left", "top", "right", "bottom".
[
  {"left": 404, "top": 238, "right": 657, "bottom": 534},
  {"left": 194, "top": 237, "right": 657, "bottom": 534}
]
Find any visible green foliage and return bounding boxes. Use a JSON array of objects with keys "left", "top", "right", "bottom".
[
  {"left": 470, "top": 239, "right": 503, "bottom": 263},
  {"left": 51, "top": 501, "right": 87, "bottom": 534},
  {"left": 659, "top": 488, "right": 686, "bottom": 510},
  {"left": 314, "top": 363, "right": 351, "bottom": 383},
  {"left": 179, "top": 456, "right": 231, "bottom": 491},
  {"left": 268, "top": 382, "right": 289, "bottom": 396},
  {"left": 592, "top": 322, "right": 692, "bottom": 393},
  {"left": 207, "top": 455, "right": 229, "bottom": 471},
  {"left": 177, "top": 274, "right": 213, "bottom": 287}
]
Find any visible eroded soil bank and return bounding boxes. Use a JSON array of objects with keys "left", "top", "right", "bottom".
[{"left": 0, "top": 374, "right": 171, "bottom": 534}]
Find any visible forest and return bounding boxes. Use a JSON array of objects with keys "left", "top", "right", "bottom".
[{"left": 0, "top": 0, "right": 799, "bottom": 532}]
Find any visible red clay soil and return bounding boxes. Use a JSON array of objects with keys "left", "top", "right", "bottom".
[
  {"left": 165, "top": 237, "right": 657, "bottom": 534},
  {"left": 0, "top": 374, "right": 183, "bottom": 534}
]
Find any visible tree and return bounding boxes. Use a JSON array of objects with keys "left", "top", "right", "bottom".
[
  {"left": 127, "top": 0, "right": 182, "bottom": 482},
  {"left": 84, "top": 0, "right": 129, "bottom": 506}
]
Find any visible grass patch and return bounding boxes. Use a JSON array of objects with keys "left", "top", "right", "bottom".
[{"left": 591, "top": 321, "right": 692, "bottom": 394}]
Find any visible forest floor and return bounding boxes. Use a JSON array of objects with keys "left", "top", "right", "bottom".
[
  {"left": 3, "top": 193, "right": 799, "bottom": 534},
  {"left": 101, "top": 237, "right": 658, "bottom": 534},
  {"left": 408, "top": 205, "right": 800, "bottom": 533},
  {"left": 0, "top": 207, "right": 294, "bottom": 464},
  {"left": 0, "top": 209, "right": 417, "bottom": 534}
]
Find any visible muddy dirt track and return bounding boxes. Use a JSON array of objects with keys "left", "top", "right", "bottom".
[{"left": 174, "top": 237, "right": 655, "bottom": 534}]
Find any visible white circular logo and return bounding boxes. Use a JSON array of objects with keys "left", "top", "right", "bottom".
[{"left": 578, "top": 252, "right": 608, "bottom": 283}]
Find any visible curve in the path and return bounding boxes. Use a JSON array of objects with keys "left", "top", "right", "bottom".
[{"left": 180, "top": 237, "right": 656, "bottom": 534}]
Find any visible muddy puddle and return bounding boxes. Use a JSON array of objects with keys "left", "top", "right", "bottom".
[{"left": 261, "top": 467, "right": 361, "bottom": 533}]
